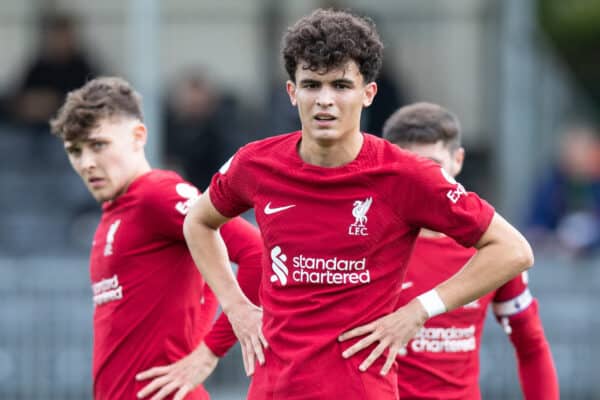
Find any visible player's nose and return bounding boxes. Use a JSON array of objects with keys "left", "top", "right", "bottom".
[
  {"left": 316, "top": 87, "right": 334, "bottom": 107},
  {"left": 79, "top": 148, "right": 97, "bottom": 170}
]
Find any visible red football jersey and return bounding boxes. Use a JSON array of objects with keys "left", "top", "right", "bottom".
[
  {"left": 209, "top": 132, "right": 494, "bottom": 400},
  {"left": 396, "top": 236, "right": 531, "bottom": 400},
  {"left": 90, "top": 170, "right": 261, "bottom": 400}
]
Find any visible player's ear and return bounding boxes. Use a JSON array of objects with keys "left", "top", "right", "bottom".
[
  {"left": 286, "top": 80, "right": 297, "bottom": 106},
  {"left": 362, "top": 82, "right": 377, "bottom": 108},
  {"left": 453, "top": 147, "right": 465, "bottom": 176},
  {"left": 132, "top": 122, "right": 147, "bottom": 150}
]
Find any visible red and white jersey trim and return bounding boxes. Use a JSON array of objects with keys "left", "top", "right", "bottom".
[{"left": 492, "top": 288, "right": 533, "bottom": 317}]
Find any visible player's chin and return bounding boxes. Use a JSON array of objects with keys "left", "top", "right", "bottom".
[
  {"left": 311, "top": 128, "right": 343, "bottom": 142},
  {"left": 89, "top": 188, "right": 113, "bottom": 203}
]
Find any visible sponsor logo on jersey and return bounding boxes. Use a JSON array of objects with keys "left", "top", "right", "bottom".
[
  {"left": 348, "top": 197, "right": 372, "bottom": 236},
  {"left": 270, "top": 246, "right": 289, "bottom": 285},
  {"left": 264, "top": 202, "right": 296, "bottom": 215},
  {"left": 410, "top": 325, "right": 477, "bottom": 353},
  {"left": 103, "top": 219, "right": 121, "bottom": 256},
  {"left": 269, "top": 246, "right": 371, "bottom": 286},
  {"left": 401, "top": 281, "right": 414, "bottom": 290},
  {"left": 175, "top": 183, "right": 200, "bottom": 215},
  {"left": 92, "top": 274, "right": 123, "bottom": 305},
  {"left": 441, "top": 167, "right": 467, "bottom": 204}
]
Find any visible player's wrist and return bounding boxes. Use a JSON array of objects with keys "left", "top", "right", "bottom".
[
  {"left": 416, "top": 289, "right": 447, "bottom": 319},
  {"left": 198, "top": 341, "right": 220, "bottom": 361}
]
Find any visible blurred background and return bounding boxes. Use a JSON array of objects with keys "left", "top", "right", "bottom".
[{"left": 0, "top": 0, "right": 599, "bottom": 398}]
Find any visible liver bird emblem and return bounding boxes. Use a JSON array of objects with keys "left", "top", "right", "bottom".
[{"left": 352, "top": 197, "right": 372, "bottom": 227}]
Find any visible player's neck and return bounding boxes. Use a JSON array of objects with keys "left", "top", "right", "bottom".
[
  {"left": 419, "top": 228, "right": 446, "bottom": 239},
  {"left": 298, "top": 131, "right": 363, "bottom": 167},
  {"left": 116, "top": 159, "right": 152, "bottom": 200}
]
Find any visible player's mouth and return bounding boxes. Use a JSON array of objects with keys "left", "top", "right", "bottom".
[
  {"left": 314, "top": 113, "right": 336, "bottom": 127},
  {"left": 88, "top": 177, "right": 105, "bottom": 189}
]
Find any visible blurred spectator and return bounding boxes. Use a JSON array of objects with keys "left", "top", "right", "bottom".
[
  {"left": 6, "top": 13, "right": 98, "bottom": 131},
  {"left": 526, "top": 123, "right": 600, "bottom": 257},
  {"left": 164, "top": 71, "right": 237, "bottom": 190}
]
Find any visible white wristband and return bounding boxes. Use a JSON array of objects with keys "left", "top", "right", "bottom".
[{"left": 416, "top": 289, "right": 446, "bottom": 318}]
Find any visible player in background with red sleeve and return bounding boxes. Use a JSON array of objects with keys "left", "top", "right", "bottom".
[
  {"left": 135, "top": 9, "right": 534, "bottom": 399},
  {"left": 49, "top": 77, "right": 262, "bottom": 400},
  {"left": 382, "top": 102, "right": 559, "bottom": 400}
]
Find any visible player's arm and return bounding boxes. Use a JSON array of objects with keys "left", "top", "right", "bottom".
[
  {"left": 136, "top": 215, "right": 263, "bottom": 400},
  {"left": 205, "top": 217, "right": 263, "bottom": 356},
  {"left": 434, "top": 212, "right": 533, "bottom": 311},
  {"left": 340, "top": 213, "right": 534, "bottom": 375},
  {"left": 494, "top": 292, "right": 559, "bottom": 399},
  {"left": 183, "top": 191, "right": 267, "bottom": 373}
]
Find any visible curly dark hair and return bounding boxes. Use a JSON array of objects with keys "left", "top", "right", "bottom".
[
  {"left": 382, "top": 102, "right": 462, "bottom": 151},
  {"left": 50, "top": 76, "right": 143, "bottom": 141},
  {"left": 282, "top": 8, "right": 383, "bottom": 83}
]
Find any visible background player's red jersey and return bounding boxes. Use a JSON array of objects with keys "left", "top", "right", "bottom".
[
  {"left": 396, "top": 236, "right": 559, "bottom": 400},
  {"left": 208, "top": 132, "right": 494, "bottom": 400},
  {"left": 90, "top": 170, "right": 261, "bottom": 400}
]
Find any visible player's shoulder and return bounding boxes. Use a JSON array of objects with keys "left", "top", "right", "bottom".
[
  {"left": 136, "top": 169, "right": 189, "bottom": 193},
  {"left": 239, "top": 131, "right": 299, "bottom": 157},
  {"left": 364, "top": 133, "right": 435, "bottom": 174},
  {"left": 225, "top": 131, "right": 300, "bottom": 173},
  {"left": 136, "top": 170, "right": 200, "bottom": 207}
]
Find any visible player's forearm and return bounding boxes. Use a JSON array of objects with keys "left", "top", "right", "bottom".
[
  {"left": 435, "top": 215, "right": 534, "bottom": 313},
  {"left": 183, "top": 199, "right": 251, "bottom": 313},
  {"left": 436, "top": 246, "right": 530, "bottom": 311}
]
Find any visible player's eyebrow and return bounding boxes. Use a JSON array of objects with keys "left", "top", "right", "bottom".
[
  {"left": 298, "top": 78, "right": 320, "bottom": 85},
  {"left": 331, "top": 78, "right": 354, "bottom": 86}
]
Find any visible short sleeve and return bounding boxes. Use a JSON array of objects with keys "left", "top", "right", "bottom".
[
  {"left": 492, "top": 271, "right": 533, "bottom": 317},
  {"left": 394, "top": 157, "right": 495, "bottom": 247},
  {"left": 209, "top": 148, "right": 255, "bottom": 218}
]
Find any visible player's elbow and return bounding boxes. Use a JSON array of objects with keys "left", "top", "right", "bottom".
[{"left": 510, "top": 237, "right": 534, "bottom": 273}]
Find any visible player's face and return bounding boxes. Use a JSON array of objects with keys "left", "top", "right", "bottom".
[
  {"left": 286, "top": 60, "right": 377, "bottom": 145},
  {"left": 64, "top": 118, "right": 148, "bottom": 203},
  {"left": 404, "top": 141, "right": 464, "bottom": 178}
]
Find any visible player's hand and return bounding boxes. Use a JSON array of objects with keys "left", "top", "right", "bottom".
[
  {"left": 226, "top": 301, "right": 268, "bottom": 376},
  {"left": 338, "top": 299, "right": 428, "bottom": 375},
  {"left": 135, "top": 342, "right": 219, "bottom": 400}
]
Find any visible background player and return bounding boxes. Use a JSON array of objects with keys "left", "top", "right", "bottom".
[
  {"left": 49, "top": 76, "right": 262, "bottom": 400},
  {"left": 383, "top": 102, "right": 559, "bottom": 400},
  {"left": 135, "top": 9, "right": 534, "bottom": 399}
]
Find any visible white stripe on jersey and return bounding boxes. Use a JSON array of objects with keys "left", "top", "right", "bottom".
[{"left": 492, "top": 288, "right": 533, "bottom": 317}]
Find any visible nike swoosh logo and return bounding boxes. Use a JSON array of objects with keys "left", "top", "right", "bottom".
[
  {"left": 401, "top": 281, "right": 413, "bottom": 290},
  {"left": 264, "top": 202, "right": 296, "bottom": 215}
]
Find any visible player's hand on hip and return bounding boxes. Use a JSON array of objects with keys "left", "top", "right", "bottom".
[
  {"left": 338, "top": 299, "right": 428, "bottom": 376},
  {"left": 227, "top": 301, "right": 268, "bottom": 376},
  {"left": 135, "top": 341, "right": 219, "bottom": 400}
]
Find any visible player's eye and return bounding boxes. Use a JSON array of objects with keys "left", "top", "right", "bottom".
[
  {"left": 91, "top": 142, "right": 107, "bottom": 151},
  {"left": 302, "top": 82, "right": 319, "bottom": 89},
  {"left": 66, "top": 147, "right": 81, "bottom": 157}
]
